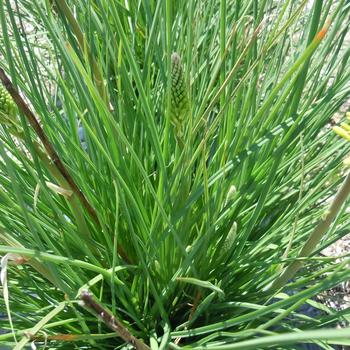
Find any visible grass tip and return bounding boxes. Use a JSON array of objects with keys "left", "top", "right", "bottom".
[{"left": 315, "top": 20, "right": 331, "bottom": 41}]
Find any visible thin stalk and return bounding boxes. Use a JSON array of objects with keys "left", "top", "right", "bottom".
[
  {"left": 282, "top": 135, "right": 305, "bottom": 262},
  {"left": 53, "top": 0, "right": 107, "bottom": 101},
  {"left": 270, "top": 171, "right": 350, "bottom": 290},
  {"left": 0, "top": 234, "right": 66, "bottom": 290},
  {"left": 220, "top": 0, "right": 226, "bottom": 109},
  {"left": 188, "top": 328, "right": 350, "bottom": 350},
  {"left": 80, "top": 291, "right": 150, "bottom": 350},
  {"left": 287, "top": 0, "right": 323, "bottom": 117},
  {"left": 163, "top": 0, "right": 172, "bottom": 160},
  {"left": 0, "top": 245, "right": 124, "bottom": 285},
  {"left": 0, "top": 69, "right": 100, "bottom": 227}
]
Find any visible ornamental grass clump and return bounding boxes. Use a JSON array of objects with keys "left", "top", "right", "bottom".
[{"left": 1, "top": 1, "right": 350, "bottom": 349}]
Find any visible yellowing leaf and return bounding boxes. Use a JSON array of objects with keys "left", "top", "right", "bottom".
[{"left": 45, "top": 182, "right": 73, "bottom": 198}]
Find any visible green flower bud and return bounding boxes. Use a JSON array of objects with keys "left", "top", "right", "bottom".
[
  {"left": 225, "top": 185, "right": 237, "bottom": 205},
  {"left": 222, "top": 222, "right": 237, "bottom": 254},
  {"left": 0, "top": 85, "right": 16, "bottom": 117},
  {"left": 170, "top": 52, "right": 189, "bottom": 137}
]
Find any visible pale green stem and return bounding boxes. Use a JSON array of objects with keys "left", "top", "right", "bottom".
[
  {"left": 270, "top": 171, "right": 350, "bottom": 290},
  {"left": 53, "top": 0, "right": 107, "bottom": 101}
]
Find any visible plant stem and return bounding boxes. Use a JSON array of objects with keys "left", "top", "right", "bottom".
[
  {"left": 0, "top": 68, "right": 100, "bottom": 227},
  {"left": 53, "top": 0, "right": 107, "bottom": 101},
  {"left": 270, "top": 171, "right": 350, "bottom": 290},
  {"left": 0, "top": 245, "right": 123, "bottom": 285},
  {"left": 80, "top": 291, "right": 150, "bottom": 350},
  {"left": 220, "top": 0, "right": 226, "bottom": 110}
]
